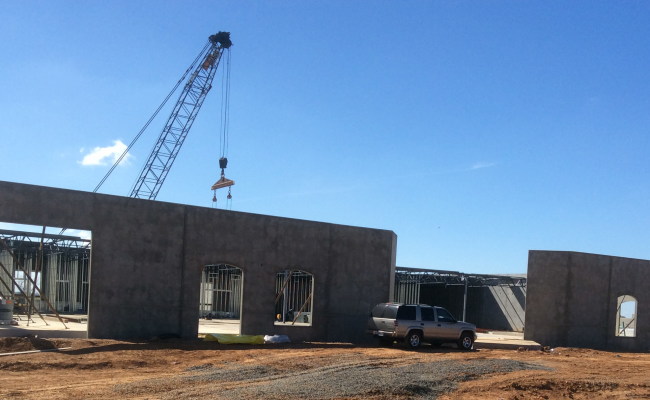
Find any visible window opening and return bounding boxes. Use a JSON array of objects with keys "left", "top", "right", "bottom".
[
  {"left": 198, "top": 263, "right": 243, "bottom": 336},
  {"left": 274, "top": 270, "right": 313, "bottom": 326},
  {"left": 199, "top": 264, "right": 243, "bottom": 319},
  {"left": 615, "top": 295, "right": 637, "bottom": 337}
]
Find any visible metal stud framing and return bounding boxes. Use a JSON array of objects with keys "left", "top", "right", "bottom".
[
  {"left": 0, "top": 229, "right": 90, "bottom": 319},
  {"left": 274, "top": 270, "right": 313, "bottom": 325},
  {"left": 199, "top": 264, "right": 243, "bottom": 319}
]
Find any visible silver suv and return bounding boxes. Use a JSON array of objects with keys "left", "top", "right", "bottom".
[{"left": 367, "top": 303, "right": 476, "bottom": 350}]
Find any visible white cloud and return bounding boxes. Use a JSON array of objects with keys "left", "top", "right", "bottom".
[
  {"left": 469, "top": 162, "right": 497, "bottom": 171},
  {"left": 79, "top": 140, "right": 132, "bottom": 166}
]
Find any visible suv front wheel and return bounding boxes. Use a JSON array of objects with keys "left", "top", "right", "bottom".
[
  {"left": 405, "top": 331, "right": 422, "bottom": 349},
  {"left": 458, "top": 332, "right": 474, "bottom": 351}
]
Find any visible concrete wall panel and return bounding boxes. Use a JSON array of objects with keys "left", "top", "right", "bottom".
[
  {"left": 565, "top": 252, "right": 611, "bottom": 348},
  {"left": 525, "top": 250, "right": 650, "bottom": 351},
  {"left": 0, "top": 181, "right": 396, "bottom": 342},
  {"left": 525, "top": 251, "right": 569, "bottom": 345}
]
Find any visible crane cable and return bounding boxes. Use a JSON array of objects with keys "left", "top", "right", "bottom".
[
  {"left": 220, "top": 49, "right": 231, "bottom": 160},
  {"left": 92, "top": 41, "right": 213, "bottom": 194},
  {"left": 224, "top": 49, "right": 232, "bottom": 209},
  {"left": 214, "top": 48, "right": 233, "bottom": 209}
]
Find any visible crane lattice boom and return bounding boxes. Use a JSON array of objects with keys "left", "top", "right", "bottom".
[{"left": 130, "top": 32, "right": 232, "bottom": 200}]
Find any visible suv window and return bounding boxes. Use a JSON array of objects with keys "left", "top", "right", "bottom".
[
  {"left": 436, "top": 307, "right": 456, "bottom": 323},
  {"left": 371, "top": 304, "right": 385, "bottom": 318},
  {"left": 420, "top": 307, "right": 435, "bottom": 321},
  {"left": 372, "top": 304, "right": 398, "bottom": 319},
  {"left": 382, "top": 306, "right": 397, "bottom": 319},
  {"left": 396, "top": 305, "right": 417, "bottom": 321}
]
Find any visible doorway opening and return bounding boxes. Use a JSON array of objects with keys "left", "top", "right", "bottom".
[{"left": 198, "top": 263, "right": 243, "bottom": 335}]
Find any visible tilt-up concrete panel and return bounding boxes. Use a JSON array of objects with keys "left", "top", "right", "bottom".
[
  {"left": 0, "top": 180, "right": 396, "bottom": 342},
  {"left": 525, "top": 250, "right": 650, "bottom": 351}
]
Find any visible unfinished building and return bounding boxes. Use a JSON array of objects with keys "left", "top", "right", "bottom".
[
  {"left": 394, "top": 267, "right": 526, "bottom": 331},
  {"left": 0, "top": 180, "right": 396, "bottom": 342},
  {"left": 525, "top": 250, "right": 649, "bottom": 351},
  {"left": 0, "top": 230, "right": 90, "bottom": 321}
]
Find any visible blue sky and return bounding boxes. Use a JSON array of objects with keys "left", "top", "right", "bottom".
[{"left": 1, "top": 1, "right": 648, "bottom": 274}]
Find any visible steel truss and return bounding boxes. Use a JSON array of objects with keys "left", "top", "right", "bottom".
[{"left": 395, "top": 267, "right": 527, "bottom": 288}]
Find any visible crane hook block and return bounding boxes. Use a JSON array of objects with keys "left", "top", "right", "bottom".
[
  {"left": 209, "top": 32, "right": 232, "bottom": 49},
  {"left": 219, "top": 157, "right": 228, "bottom": 169}
]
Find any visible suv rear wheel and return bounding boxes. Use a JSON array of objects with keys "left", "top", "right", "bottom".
[
  {"left": 405, "top": 331, "right": 422, "bottom": 349},
  {"left": 458, "top": 332, "right": 474, "bottom": 351}
]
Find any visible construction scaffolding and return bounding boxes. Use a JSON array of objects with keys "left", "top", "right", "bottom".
[{"left": 0, "top": 229, "right": 91, "bottom": 319}]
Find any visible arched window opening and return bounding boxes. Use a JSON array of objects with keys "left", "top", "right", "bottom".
[
  {"left": 274, "top": 270, "right": 313, "bottom": 326},
  {"left": 615, "top": 295, "right": 637, "bottom": 338}
]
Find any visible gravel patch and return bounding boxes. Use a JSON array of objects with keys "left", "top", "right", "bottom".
[
  {"left": 185, "top": 364, "right": 280, "bottom": 383},
  {"left": 115, "top": 357, "right": 550, "bottom": 399}
]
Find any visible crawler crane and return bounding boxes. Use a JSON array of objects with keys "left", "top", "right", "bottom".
[{"left": 95, "top": 31, "right": 234, "bottom": 203}]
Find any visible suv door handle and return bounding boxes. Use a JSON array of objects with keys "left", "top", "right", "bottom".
[{"left": 420, "top": 323, "right": 424, "bottom": 326}]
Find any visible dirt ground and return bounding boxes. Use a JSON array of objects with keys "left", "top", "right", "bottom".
[{"left": 0, "top": 337, "right": 648, "bottom": 399}]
